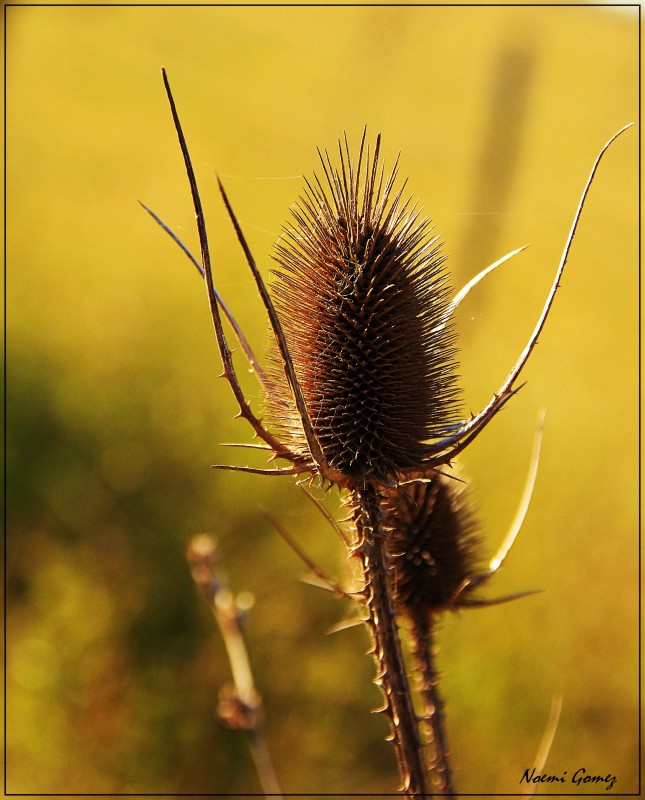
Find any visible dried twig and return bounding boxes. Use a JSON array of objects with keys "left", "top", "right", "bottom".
[{"left": 186, "top": 534, "right": 283, "bottom": 798}]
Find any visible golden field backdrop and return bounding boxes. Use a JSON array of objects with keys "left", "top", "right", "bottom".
[{"left": 6, "top": 5, "right": 638, "bottom": 795}]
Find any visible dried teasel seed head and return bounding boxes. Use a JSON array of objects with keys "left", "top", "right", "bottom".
[
  {"left": 383, "top": 474, "right": 482, "bottom": 616},
  {"left": 265, "top": 132, "right": 461, "bottom": 487}
]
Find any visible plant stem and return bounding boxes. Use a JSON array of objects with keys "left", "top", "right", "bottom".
[
  {"left": 352, "top": 485, "right": 430, "bottom": 798},
  {"left": 187, "top": 535, "right": 284, "bottom": 799},
  {"left": 409, "top": 615, "right": 454, "bottom": 796}
]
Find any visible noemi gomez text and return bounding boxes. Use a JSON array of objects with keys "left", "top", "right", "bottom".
[{"left": 520, "top": 767, "right": 617, "bottom": 791}]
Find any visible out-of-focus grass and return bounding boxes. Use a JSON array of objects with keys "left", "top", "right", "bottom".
[{"left": 6, "top": 5, "right": 638, "bottom": 795}]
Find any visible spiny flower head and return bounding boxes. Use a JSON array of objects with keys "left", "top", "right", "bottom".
[
  {"left": 265, "top": 133, "right": 461, "bottom": 487},
  {"left": 383, "top": 474, "right": 482, "bottom": 616}
]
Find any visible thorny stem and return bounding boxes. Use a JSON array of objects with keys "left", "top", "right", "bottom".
[
  {"left": 187, "top": 535, "right": 284, "bottom": 799},
  {"left": 352, "top": 486, "right": 430, "bottom": 798},
  {"left": 409, "top": 615, "right": 453, "bottom": 796}
]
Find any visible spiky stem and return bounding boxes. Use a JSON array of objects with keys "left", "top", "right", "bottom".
[
  {"left": 409, "top": 615, "right": 453, "bottom": 796},
  {"left": 352, "top": 485, "right": 430, "bottom": 797}
]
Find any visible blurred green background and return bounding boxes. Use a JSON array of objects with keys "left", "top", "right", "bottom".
[{"left": 6, "top": 5, "right": 638, "bottom": 796}]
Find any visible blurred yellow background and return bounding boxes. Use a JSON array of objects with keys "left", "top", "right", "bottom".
[{"left": 6, "top": 5, "right": 638, "bottom": 796}]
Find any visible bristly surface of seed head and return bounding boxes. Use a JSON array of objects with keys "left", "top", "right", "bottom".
[
  {"left": 266, "top": 132, "right": 461, "bottom": 488},
  {"left": 383, "top": 476, "right": 482, "bottom": 615}
]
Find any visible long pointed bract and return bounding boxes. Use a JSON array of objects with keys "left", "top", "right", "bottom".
[
  {"left": 216, "top": 177, "right": 330, "bottom": 476},
  {"left": 424, "top": 123, "right": 633, "bottom": 464},
  {"left": 488, "top": 409, "right": 545, "bottom": 574},
  {"left": 438, "top": 243, "right": 530, "bottom": 330},
  {"left": 161, "top": 68, "right": 295, "bottom": 462},
  {"left": 140, "top": 200, "right": 269, "bottom": 389}
]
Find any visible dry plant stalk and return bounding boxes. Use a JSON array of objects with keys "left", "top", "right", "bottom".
[
  {"left": 145, "top": 68, "right": 631, "bottom": 797},
  {"left": 383, "top": 417, "right": 542, "bottom": 795},
  {"left": 384, "top": 475, "right": 479, "bottom": 795},
  {"left": 186, "top": 534, "right": 283, "bottom": 798}
]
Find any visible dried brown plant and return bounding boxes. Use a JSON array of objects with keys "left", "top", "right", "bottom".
[
  {"left": 382, "top": 417, "right": 542, "bottom": 794},
  {"left": 186, "top": 534, "right": 283, "bottom": 798},
  {"left": 144, "top": 67, "right": 631, "bottom": 797}
]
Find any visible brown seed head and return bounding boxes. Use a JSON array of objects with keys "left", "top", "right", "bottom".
[
  {"left": 384, "top": 475, "right": 482, "bottom": 616},
  {"left": 266, "top": 133, "right": 461, "bottom": 487}
]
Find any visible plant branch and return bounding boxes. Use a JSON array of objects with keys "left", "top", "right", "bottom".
[
  {"left": 186, "top": 534, "right": 283, "bottom": 799},
  {"left": 351, "top": 486, "right": 430, "bottom": 797},
  {"left": 408, "top": 614, "right": 453, "bottom": 796}
]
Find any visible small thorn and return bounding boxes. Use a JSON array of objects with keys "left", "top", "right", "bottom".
[{"left": 325, "top": 617, "right": 364, "bottom": 635}]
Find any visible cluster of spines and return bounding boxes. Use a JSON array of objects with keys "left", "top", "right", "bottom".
[
  {"left": 266, "top": 134, "right": 460, "bottom": 487},
  {"left": 383, "top": 473, "right": 482, "bottom": 618}
]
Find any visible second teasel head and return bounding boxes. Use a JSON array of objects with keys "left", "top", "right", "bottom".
[
  {"left": 383, "top": 474, "right": 484, "bottom": 618},
  {"left": 264, "top": 132, "right": 461, "bottom": 488}
]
